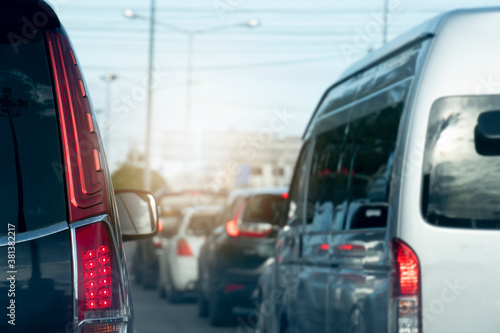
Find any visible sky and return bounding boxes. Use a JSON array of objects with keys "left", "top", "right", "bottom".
[{"left": 47, "top": 0, "right": 500, "bottom": 175}]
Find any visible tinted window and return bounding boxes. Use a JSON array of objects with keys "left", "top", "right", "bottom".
[
  {"left": 242, "top": 194, "right": 285, "bottom": 225},
  {"left": 286, "top": 141, "right": 312, "bottom": 226},
  {"left": 187, "top": 214, "right": 216, "bottom": 236},
  {"left": 0, "top": 28, "right": 66, "bottom": 235},
  {"left": 422, "top": 96, "right": 500, "bottom": 229},
  {"left": 306, "top": 126, "right": 350, "bottom": 231},
  {"left": 344, "top": 98, "right": 404, "bottom": 229}
]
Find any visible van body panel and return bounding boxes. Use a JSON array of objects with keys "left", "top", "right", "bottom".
[{"left": 394, "top": 9, "right": 500, "bottom": 333}]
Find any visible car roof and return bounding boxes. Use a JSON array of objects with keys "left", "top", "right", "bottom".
[{"left": 303, "top": 7, "right": 500, "bottom": 139}]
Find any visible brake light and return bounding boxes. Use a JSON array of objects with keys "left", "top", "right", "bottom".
[
  {"left": 225, "top": 200, "right": 272, "bottom": 238},
  {"left": 225, "top": 220, "right": 272, "bottom": 238},
  {"left": 282, "top": 193, "right": 289, "bottom": 199},
  {"left": 177, "top": 238, "right": 193, "bottom": 256},
  {"left": 223, "top": 284, "right": 245, "bottom": 294},
  {"left": 76, "top": 223, "right": 124, "bottom": 322},
  {"left": 46, "top": 31, "right": 108, "bottom": 222},
  {"left": 226, "top": 220, "right": 240, "bottom": 237},
  {"left": 391, "top": 238, "right": 421, "bottom": 333}
]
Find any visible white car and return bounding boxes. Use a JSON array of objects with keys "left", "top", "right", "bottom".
[{"left": 158, "top": 206, "right": 220, "bottom": 303}]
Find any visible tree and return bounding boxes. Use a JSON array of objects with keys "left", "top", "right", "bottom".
[{"left": 111, "top": 162, "right": 167, "bottom": 193}]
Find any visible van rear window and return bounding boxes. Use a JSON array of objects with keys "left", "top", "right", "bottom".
[
  {"left": 0, "top": 28, "right": 66, "bottom": 235},
  {"left": 422, "top": 96, "right": 500, "bottom": 229}
]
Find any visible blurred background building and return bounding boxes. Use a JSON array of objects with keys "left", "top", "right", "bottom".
[{"left": 161, "top": 130, "right": 301, "bottom": 189}]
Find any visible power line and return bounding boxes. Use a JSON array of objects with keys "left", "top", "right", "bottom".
[{"left": 82, "top": 54, "right": 337, "bottom": 72}]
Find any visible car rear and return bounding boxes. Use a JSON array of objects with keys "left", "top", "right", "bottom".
[
  {"left": 212, "top": 190, "right": 287, "bottom": 308},
  {"left": 170, "top": 208, "right": 219, "bottom": 293},
  {"left": 0, "top": 2, "right": 132, "bottom": 332}
]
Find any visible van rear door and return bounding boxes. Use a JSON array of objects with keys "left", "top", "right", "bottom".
[{"left": 418, "top": 95, "right": 500, "bottom": 332}]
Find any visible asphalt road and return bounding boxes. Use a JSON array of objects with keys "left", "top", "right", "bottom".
[{"left": 131, "top": 283, "right": 256, "bottom": 333}]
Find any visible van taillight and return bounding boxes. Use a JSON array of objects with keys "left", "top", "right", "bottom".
[
  {"left": 46, "top": 31, "right": 109, "bottom": 222},
  {"left": 76, "top": 223, "right": 125, "bottom": 332},
  {"left": 76, "top": 223, "right": 115, "bottom": 318},
  {"left": 391, "top": 238, "right": 421, "bottom": 333}
]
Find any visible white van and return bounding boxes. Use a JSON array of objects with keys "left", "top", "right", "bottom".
[{"left": 272, "top": 8, "right": 500, "bottom": 333}]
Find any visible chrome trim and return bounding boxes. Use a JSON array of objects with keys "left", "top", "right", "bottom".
[
  {"left": 78, "top": 315, "right": 129, "bottom": 326},
  {"left": 69, "top": 214, "right": 130, "bottom": 333},
  {"left": 70, "top": 223, "right": 79, "bottom": 333},
  {"left": 0, "top": 221, "right": 68, "bottom": 246}
]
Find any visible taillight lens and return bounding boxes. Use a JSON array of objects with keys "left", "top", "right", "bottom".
[
  {"left": 46, "top": 30, "right": 108, "bottom": 222},
  {"left": 76, "top": 223, "right": 124, "bottom": 323},
  {"left": 225, "top": 220, "right": 272, "bottom": 238},
  {"left": 176, "top": 238, "right": 193, "bottom": 256},
  {"left": 225, "top": 200, "right": 272, "bottom": 238},
  {"left": 391, "top": 238, "right": 421, "bottom": 333}
]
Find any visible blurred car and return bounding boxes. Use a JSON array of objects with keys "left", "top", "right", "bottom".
[
  {"left": 158, "top": 206, "right": 221, "bottom": 303},
  {"left": 131, "top": 189, "right": 225, "bottom": 289},
  {"left": 197, "top": 187, "right": 287, "bottom": 326},
  {"left": 0, "top": 1, "right": 158, "bottom": 332}
]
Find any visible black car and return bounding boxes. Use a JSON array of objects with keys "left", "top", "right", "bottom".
[
  {"left": 131, "top": 189, "right": 226, "bottom": 289},
  {"left": 197, "top": 187, "right": 287, "bottom": 326},
  {"left": 0, "top": 1, "right": 157, "bottom": 332}
]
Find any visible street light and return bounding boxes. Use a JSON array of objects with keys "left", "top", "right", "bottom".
[
  {"left": 123, "top": 9, "right": 260, "bottom": 188},
  {"left": 101, "top": 71, "right": 118, "bottom": 149}
]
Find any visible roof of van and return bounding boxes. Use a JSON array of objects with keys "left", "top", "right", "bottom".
[
  {"left": 303, "top": 7, "right": 500, "bottom": 139},
  {"left": 339, "top": 7, "right": 500, "bottom": 82}
]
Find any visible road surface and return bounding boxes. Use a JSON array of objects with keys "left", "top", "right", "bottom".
[{"left": 131, "top": 283, "right": 256, "bottom": 333}]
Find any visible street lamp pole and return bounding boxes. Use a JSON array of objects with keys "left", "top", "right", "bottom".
[
  {"left": 123, "top": 9, "right": 259, "bottom": 187},
  {"left": 383, "top": 0, "right": 389, "bottom": 44},
  {"left": 101, "top": 71, "right": 117, "bottom": 149},
  {"left": 144, "top": 0, "right": 156, "bottom": 191},
  {"left": 185, "top": 33, "right": 194, "bottom": 135}
]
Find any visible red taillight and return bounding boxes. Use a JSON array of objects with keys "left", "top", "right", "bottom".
[
  {"left": 225, "top": 200, "right": 272, "bottom": 238},
  {"left": 282, "top": 193, "right": 289, "bottom": 199},
  {"left": 223, "top": 283, "right": 245, "bottom": 294},
  {"left": 76, "top": 223, "right": 122, "bottom": 321},
  {"left": 393, "top": 239, "right": 419, "bottom": 296},
  {"left": 176, "top": 238, "right": 193, "bottom": 256},
  {"left": 226, "top": 220, "right": 240, "bottom": 237},
  {"left": 46, "top": 31, "right": 108, "bottom": 222},
  {"left": 391, "top": 238, "right": 421, "bottom": 333}
]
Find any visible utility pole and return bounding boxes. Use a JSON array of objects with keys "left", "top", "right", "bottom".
[
  {"left": 101, "top": 71, "right": 117, "bottom": 149},
  {"left": 383, "top": 0, "right": 389, "bottom": 44},
  {"left": 144, "top": 0, "right": 156, "bottom": 191}
]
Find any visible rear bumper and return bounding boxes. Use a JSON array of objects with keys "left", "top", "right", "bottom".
[
  {"left": 211, "top": 267, "right": 265, "bottom": 307},
  {"left": 170, "top": 256, "right": 198, "bottom": 291}
]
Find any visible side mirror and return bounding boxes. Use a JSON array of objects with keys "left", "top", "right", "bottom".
[
  {"left": 115, "top": 190, "right": 158, "bottom": 241},
  {"left": 475, "top": 110, "right": 500, "bottom": 156}
]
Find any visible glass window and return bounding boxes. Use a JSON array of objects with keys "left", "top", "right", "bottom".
[
  {"left": 422, "top": 96, "right": 500, "bottom": 229},
  {"left": 286, "top": 141, "right": 312, "bottom": 226},
  {"left": 187, "top": 214, "right": 217, "bottom": 236},
  {"left": 242, "top": 194, "right": 286, "bottom": 225},
  {"left": 0, "top": 28, "right": 66, "bottom": 235},
  {"left": 306, "top": 126, "right": 350, "bottom": 231},
  {"left": 344, "top": 100, "right": 404, "bottom": 230}
]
